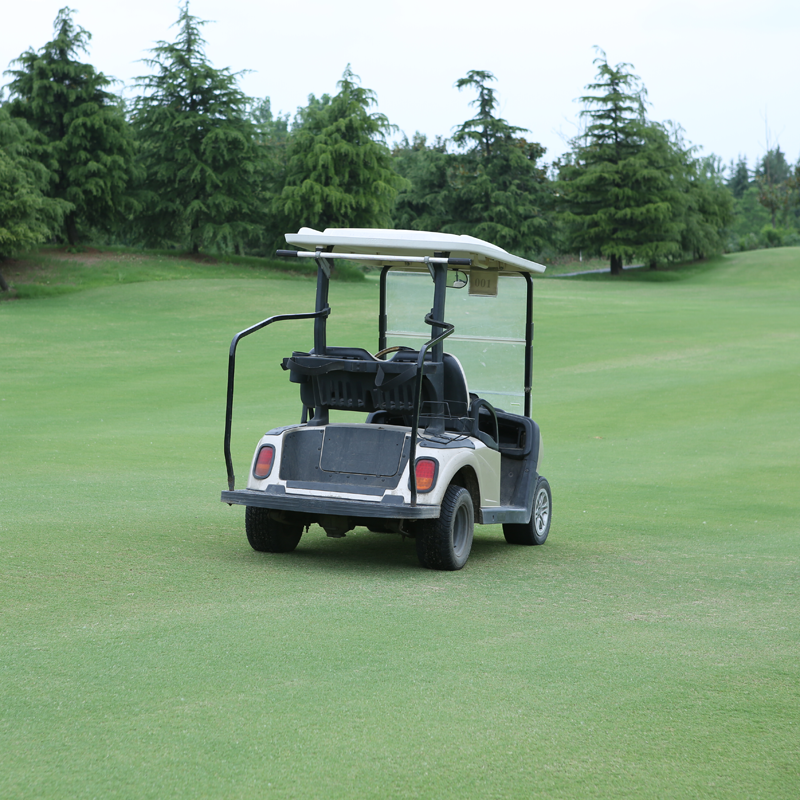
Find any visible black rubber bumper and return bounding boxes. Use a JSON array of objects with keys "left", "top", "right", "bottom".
[{"left": 220, "top": 489, "right": 439, "bottom": 519}]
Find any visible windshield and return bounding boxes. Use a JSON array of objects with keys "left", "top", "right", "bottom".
[{"left": 385, "top": 270, "right": 529, "bottom": 414}]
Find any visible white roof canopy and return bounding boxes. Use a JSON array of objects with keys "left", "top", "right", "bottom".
[{"left": 284, "top": 228, "right": 546, "bottom": 274}]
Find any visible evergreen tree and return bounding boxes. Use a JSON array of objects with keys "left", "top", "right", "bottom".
[
  {"left": 274, "top": 66, "right": 405, "bottom": 235},
  {"left": 446, "top": 71, "right": 550, "bottom": 253},
  {"left": 393, "top": 72, "right": 550, "bottom": 254},
  {"left": 755, "top": 147, "right": 792, "bottom": 228},
  {"left": 559, "top": 52, "right": 688, "bottom": 273},
  {"left": 631, "top": 122, "right": 688, "bottom": 268},
  {"left": 132, "top": 2, "right": 266, "bottom": 252},
  {"left": 247, "top": 97, "right": 291, "bottom": 191},
  {"left": 788, "top": 161, "right": 800, "bottom": 230},
  {"left": 727, "top": 156, "right": 751, "bottom": 199},
  {"left": 392, "top": 133, "right": 452, "bottom": 232},
  {"left": 680, "top": 154, "right": 734, "bottom": 259},
  {"left": 249, "top": 97, "right": 290, "bottom": 148},
  {"left": 452, "top": 70, "right": 526, "bottom": 159},
  {"left": 4, "top": 7, "right": 137, "bottom": 245},
  {"left": 729, "top": 185, "right": 772, "bottom": 244},
  {"left": 0, "top": 107, "right": 70, "bottom": 288},
  {"left": 242, "top": 97, "right": 291, "bottom": 252}
]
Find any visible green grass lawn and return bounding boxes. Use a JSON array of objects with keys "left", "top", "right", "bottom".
[
  {"left": 1, "top": 248, "right": 798, "bottom": 798},
  {"left": 0, "top": 245, "right": 363, "bottom": 302}
]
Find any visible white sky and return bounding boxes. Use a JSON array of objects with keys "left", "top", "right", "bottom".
[{"left": 3, "top": 0, "right": 799, "bottom": 172}]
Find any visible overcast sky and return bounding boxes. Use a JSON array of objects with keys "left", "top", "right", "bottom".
[{"left": 3, "top": 0, "right": 799, "bottom": 171}]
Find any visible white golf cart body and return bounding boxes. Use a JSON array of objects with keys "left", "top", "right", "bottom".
[{"left": 221, "top": 228, "right": 551, "bottom": 568}]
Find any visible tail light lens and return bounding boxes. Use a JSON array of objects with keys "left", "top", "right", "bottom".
[
  {"left": 414, "top": 458, "right": 437, "bottom": 493},
  {"left": 253, "top": 445, "right": 275, "bottom": 479}
]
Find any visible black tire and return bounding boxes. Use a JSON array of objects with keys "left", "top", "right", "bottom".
[
  {"left": 245, "top": 506, "right": 303, "bottom": 553},
  {"left": 503, "top": 477, "right": 551, "bottom": 546},
  {"left": 416, "top": 485, "right": 474, "bottom": 570}
]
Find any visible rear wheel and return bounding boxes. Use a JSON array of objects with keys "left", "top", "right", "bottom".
[
  {"left": 503, "top": 477, "right": 551, "bottom": 545},
  {"left": 416, "top": 485, "right": 474, "bottom": 570},
  {"left": 245, "top": 506, "right": 303, "bottom": 553}
]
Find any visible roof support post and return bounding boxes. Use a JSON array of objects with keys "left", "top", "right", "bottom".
[
  {"left": 524, "top": 272, "right": 533, "bottom": 418},
  {"left": 310, "top": 249, "right": 332, "bottom": 426},
  {"left": 430, "top": 253, "right": 448, "bottom": 364},
  {"left": 314, "top": 249, "right": 331, "bottom": 356},
  {"left": 426, "top": 255, "right": 449, "bottom": 435},
  {"left": 378, "top": 265, "right": 390, "bottom": 354}
]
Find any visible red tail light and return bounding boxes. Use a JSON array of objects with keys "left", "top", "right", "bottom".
[
  {"left": 414, "top": 458, "right": 437, "bottom": 492},
  {"left": 253, "top": 445, "right": 275, "bottom": 479}
]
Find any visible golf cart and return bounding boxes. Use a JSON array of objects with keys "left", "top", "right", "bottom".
[{"left": 221, "top": 228, "right": 551, "bottom": 570}]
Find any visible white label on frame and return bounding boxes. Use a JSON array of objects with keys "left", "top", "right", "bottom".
[{"left": 468, "top": 270, "right": 498, "bottom": 297}]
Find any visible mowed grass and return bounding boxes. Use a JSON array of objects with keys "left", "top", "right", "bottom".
[
  {"left": 0, "top": 245, "right": 363, "bottom": 302},
  {"left": 1, "top": 248, "right": 799, "bottom": 798}
]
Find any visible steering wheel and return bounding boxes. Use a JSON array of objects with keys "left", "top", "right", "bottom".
[{"left": 373, "top": 345, "right": 414, "bottom": 359}]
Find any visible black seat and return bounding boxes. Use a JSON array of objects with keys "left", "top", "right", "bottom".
[
  {"left": 390, "top": 351, "right": 470, "bottom": 420},
  {"left": 283, "top": 347, "right": 433, "bottom": 414},
  {"left": 442, "top": 353, "right": 470, "bottom": 419},
  {"left": 285, "top": 347, "right": 491, "bottom": 442}
]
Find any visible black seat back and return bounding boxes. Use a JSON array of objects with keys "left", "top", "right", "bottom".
[{"left": 285, "top": 348, "right": 433, "bottom": 414}]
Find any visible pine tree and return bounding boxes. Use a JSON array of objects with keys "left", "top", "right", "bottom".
[
  {"left": 557, "top": 52, "right": 732, "bottom": 272},
  {"left": 626, "top": 122, "right": 687, "bottom": 268},
  {"left": 5, "top": 7, "right": 137, "bottom": 245},
  {"left": 755, "top": 147, "right": 792, "bottom": 228},
  {"left": 249, "top": 98, "right": 290, "bottom": 150},
  {"left": 392, "top": 133, "right": 452, "bottom": 232},
  {"left": 727, "top": 157, "right": 751, "bottom": 199},
  {"left": 452, "top": 71, "right": 526, "bottom": 160},
  {"left": 560, "top": 53, "right": 659, "bottom": 273},
  {"left": 729, "top": 185, "right": 772, "bottom": 244},
  {"left": 274, "top": 66, "right": 405, "bottom": 235},
  {"left": 242, "top": 98, "right": 291, "bottom": 253},
  {"left": 0, "top": 107, "right": 70, "bottom": 288},
  {"left": 132, "top": 2, "right": 266, "bottom": 252},
  {"left": 446, "top": 71, "right": 550, "bottom": 253},
  {"left": 393, "top": 72, "right": 550, "bottom": 255},
  {"left": 680, "top": 154, "right": 734, "bottom": 259}
]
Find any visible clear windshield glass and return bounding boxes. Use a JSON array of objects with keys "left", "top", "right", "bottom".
[{"left": 385, "top": 270, "right": 528, "bottom": 413}]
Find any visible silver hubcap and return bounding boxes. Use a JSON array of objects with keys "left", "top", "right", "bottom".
[{"left": 534, "top": 488, "right": 549, "bottom": 534}]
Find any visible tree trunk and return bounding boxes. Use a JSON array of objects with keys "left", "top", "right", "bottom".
[
  {"left": 610, "top": 254, "right": 623, "bottom": 275},
  {"left": 190, "top": 222, "right": 201, "bottom": 254},
  {"left": 0, "top": 271, "right": 9, "bottom": 292},
  {"left": 65, "top": 213, "right": 79, "bottom": 247},
  {"left": 649, "top": 259, "right": 657, "bottom": 270}
]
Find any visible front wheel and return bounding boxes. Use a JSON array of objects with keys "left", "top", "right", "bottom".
[
  {"left": 416, "top": 485, "right": 474, "bottom": 570},
  {"left": 503, "top": 477, "right": 551, "bottom": 546},
  {"left": 245, "top": 506, "right": 303, "bottom": 553}
]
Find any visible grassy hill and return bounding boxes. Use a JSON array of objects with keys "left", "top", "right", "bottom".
[
  {"left": 1, "top": 248, "right": 798, "bottom": 797},
  {"left": 0, "top": 245, "right": 364, "bottom": 301}
]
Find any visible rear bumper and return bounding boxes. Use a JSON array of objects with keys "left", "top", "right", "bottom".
[{"left": 221, "top": 489, "right": 439, "bottom": 519}]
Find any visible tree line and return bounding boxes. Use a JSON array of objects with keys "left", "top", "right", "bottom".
[{"left": 2, "top": 4, "right": 799, "bottom": 285}]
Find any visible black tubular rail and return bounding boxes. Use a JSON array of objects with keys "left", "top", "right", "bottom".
[
  {"left": 224, "top": 309, "right": 330, "bottom": 491},
  {"left": 409, "top": 312, "right": 455, "bottom": 506}
]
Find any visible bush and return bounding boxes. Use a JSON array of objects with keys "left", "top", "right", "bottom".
[
  {"left": 738, "top": 233, "right": 760, "bottom": 251},
  {"left": 760, "top": 225, "right": 797, "bottom": 248}
]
